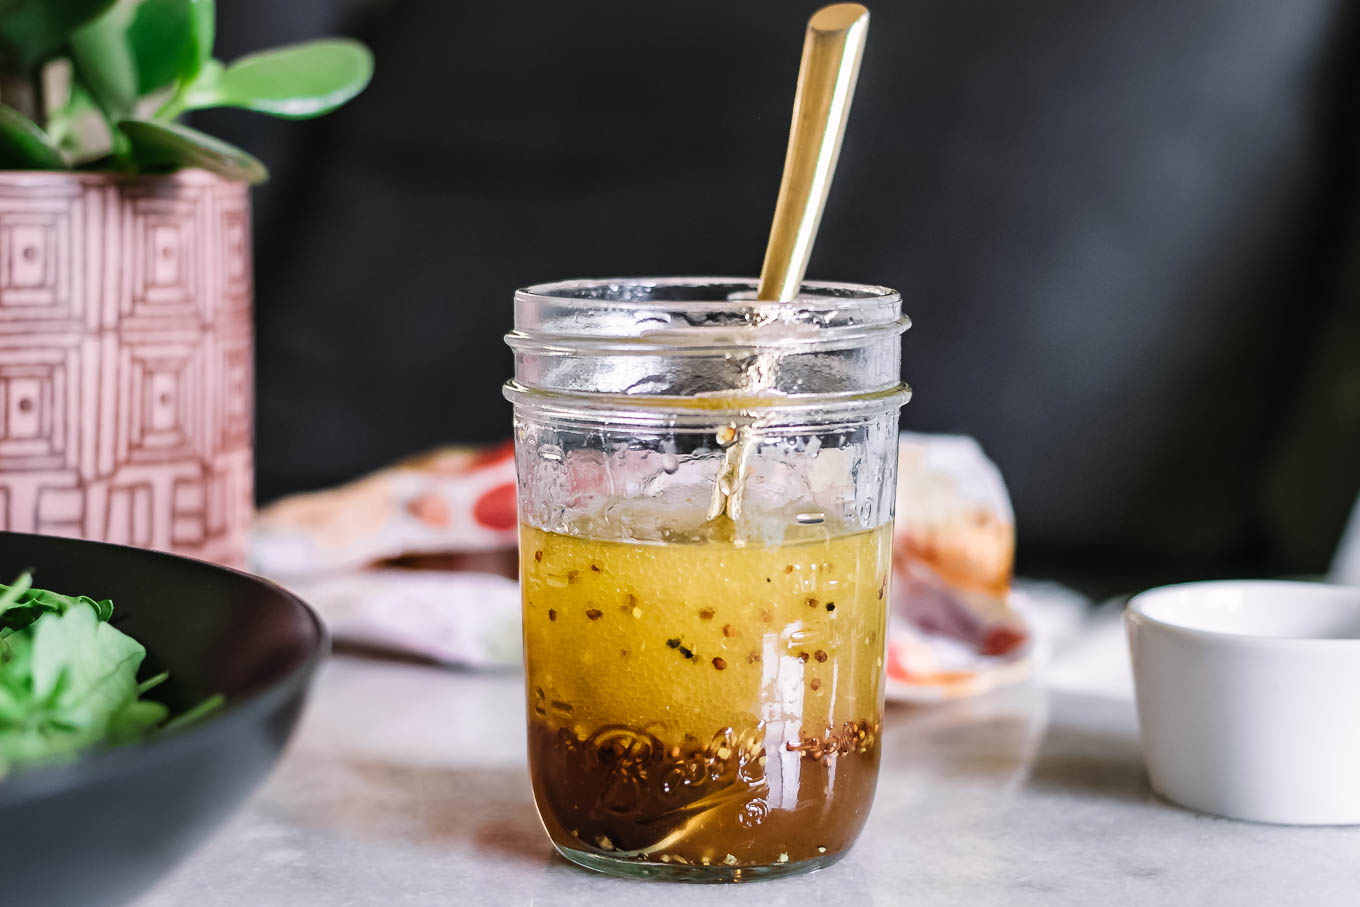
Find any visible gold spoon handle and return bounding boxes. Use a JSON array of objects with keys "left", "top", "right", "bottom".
[{"left": 757, "top": 3, "right": 870, "bottom": 302}]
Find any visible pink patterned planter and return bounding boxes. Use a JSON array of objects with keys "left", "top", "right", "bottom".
[{"left": 0, "top": 169, "right": 252, "bottom": 566}]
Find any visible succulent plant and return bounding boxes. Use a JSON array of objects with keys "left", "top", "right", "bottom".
[{"left": 0, "top": 0, "right": 372, "bottom": 182}]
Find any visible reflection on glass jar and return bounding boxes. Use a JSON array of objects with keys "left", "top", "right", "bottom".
[{"left": 505, "top": 278, "right": 910, "bottom": 881}]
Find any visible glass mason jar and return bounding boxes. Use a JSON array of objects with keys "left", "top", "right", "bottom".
[{"left": 504, "top": 278, "right": 910, "bottom": 882}]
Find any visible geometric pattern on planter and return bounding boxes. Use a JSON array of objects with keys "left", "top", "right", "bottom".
[{"left": 0, "top": 171, "right": 253, "bottom": 567}]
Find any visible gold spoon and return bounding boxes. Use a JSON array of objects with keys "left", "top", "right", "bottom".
[
  {"left": 708, "top": 4, "right": 870, "bottom": 526},
  {"left": 757, "top": 3, "right": 871, "bottom": 302}
]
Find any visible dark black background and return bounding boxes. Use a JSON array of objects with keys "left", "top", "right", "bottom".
[{"left": 204, "top": 0, "right": 1360, "bottom": 594}]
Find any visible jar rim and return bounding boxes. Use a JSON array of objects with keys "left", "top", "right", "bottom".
[
  {"left": 515, "top": 276, "right": 901, "bottom": 308},
  {"left": 506, "top": 277, "right": 910, "bottom": 415},
  {"left": 510, "top": 276, "right": 908, "bottom": 354}
]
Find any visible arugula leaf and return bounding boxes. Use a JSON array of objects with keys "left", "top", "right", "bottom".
[
  {"left": 106, "top": 696, "right": 170, "bottom": 744},
  {"left": 0, "top": 575, "right": 225, "bottom": 777},
  {"left": 159, "top": 692, "right": 223, "bottom": 733},
  {"left": 0, "top": 572, "right": 113, "bottom": 640},
  {"left": 30, "top": 602, "right": 146, "bottom": 730},
  {"left": 0, "top": 571, "right": 33, "bottom": 614}
]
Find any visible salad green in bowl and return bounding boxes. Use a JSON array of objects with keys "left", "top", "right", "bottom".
[
  {"left": 0, "top": 573, "right": 223, "bottom": 775},
  {"left": 0, "top": 531, "right": 325, "bottom": 907}
]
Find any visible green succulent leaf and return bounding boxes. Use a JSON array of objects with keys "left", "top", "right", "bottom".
[
  {"left": 182, "top": 38, "right": 372, "bottom": 119},
  {"left": 118, "top": 117, "right": 267, "bottom": 183},
  {"left": 187, "top": 0, "right": 214, "bottom": 78},
  {"left": 127, "top": 0, "right": 214, "bottom": 93},
  {"left": 68, "top": 1, "right": 138, "bottom": 120},
  {"left": 0, "top": 0, "right": 118, "bottom": 72},
  {"left": 70, "top": 0, "right": 216, "bottom": 119},
  {"left": 0, "top": 104, "right": 65, "bottom": 169}
]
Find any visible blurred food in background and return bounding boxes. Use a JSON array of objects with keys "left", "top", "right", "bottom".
[
  {"left": 887, "top": 433, "right": 1031, "bottom": 701},
  {"left": 253, "top": 433, "right": 1075, "bottom": 699},
  {"left": 254, "top": 442, "right": 517, "bottom": 577}
]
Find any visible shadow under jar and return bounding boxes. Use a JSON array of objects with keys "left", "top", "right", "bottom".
[{"left": 505, "top": 278, "right": 911, "bottom": 882}]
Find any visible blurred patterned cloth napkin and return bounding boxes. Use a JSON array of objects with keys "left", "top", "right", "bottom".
[{"left": 252, "top": 435, "right": 1084, "bottom": 697}]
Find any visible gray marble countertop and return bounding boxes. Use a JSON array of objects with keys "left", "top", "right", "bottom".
[{"left": 135, "top": 648, "right": 1360, "bottom": 906}]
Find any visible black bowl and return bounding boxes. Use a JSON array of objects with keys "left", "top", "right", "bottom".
[{"left": 0, "top": 532, "right": 326, "bottom": 907}]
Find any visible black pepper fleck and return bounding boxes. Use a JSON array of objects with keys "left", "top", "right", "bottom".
[
  {"left": 712, "top": 657, "right": 727, "bottom": 671},
  {"left": 826, "top": 602, "right": 836, "bottom": 612},
  {"left": 814, "top": 649, "right": 828, "bottom": 662},
  {"left": 666, "top": 638, "right": 681, "bottom": 649},
  {"left": 585, "top": 609, "right": 603, "bottom": 620},
  {"left": 548, "top": 609, "right": 556, "bottom": 621}
]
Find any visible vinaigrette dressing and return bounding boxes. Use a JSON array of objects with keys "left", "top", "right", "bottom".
[{"left": 521, "top": 522, "right": 891, "bottom": 869}]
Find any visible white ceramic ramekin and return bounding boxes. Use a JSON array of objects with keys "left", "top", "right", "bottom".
[{"left": 1125, "top": 580, "right": 1360, "bottom": 825}]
